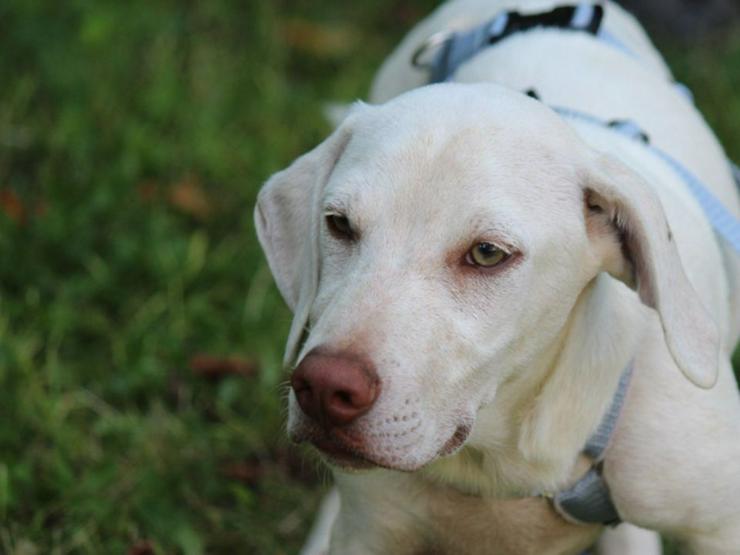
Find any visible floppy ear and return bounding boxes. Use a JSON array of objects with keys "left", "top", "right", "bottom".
[
  {"left": 584, "top": 153, "right": 720, "bottom": 388},
  {"left": 254, "top": 122, "right": 354, "bottom": 365}
]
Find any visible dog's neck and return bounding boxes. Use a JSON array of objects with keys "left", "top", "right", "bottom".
[
  {"left": 420, "top": 274, "right": 648, "bottom": 498},
  {"left": 418, "top": 336, "right": 573, "bottom": 499}
]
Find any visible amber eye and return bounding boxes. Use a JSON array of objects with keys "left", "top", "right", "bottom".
[
  {"left": 325, "top": 213, "right": 355, "bottom": 240},
  {"left": 467, "top": 242, "right": 508, "bottom": 268}
]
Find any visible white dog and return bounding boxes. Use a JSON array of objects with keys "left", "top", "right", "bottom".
[{"left": 255, "top": 1, "right": 740, "bottom": 553}]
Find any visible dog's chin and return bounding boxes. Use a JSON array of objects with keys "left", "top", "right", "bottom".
[
  {"left": 311, "top": 436, "right": 379, "bottom": 471},
  {"left": 293, "top": 423, "right": 473, "bottom": 473}
]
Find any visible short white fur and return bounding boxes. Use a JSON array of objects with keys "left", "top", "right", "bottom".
[{"left": 256, "top": 1, "right": 740, "bottom": 553}]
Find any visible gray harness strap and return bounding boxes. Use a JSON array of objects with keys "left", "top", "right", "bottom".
[
  {"left": 552, "top": 105, "right": 740, "bottom": 253},
  {"left": 413, "top": 4, "right": 604, "bottom": 83},
  {"left": 732, "top": 162, "right": 740, "bottom": 192},
  {"left": 555, "top": 466, "right": 619, "bottom": 525},
  {"left": 414, "top": 2, "right": 740, "bottom": 253},
  {"left": 552, "top": 362, "right": 634, "bottom": 525}
]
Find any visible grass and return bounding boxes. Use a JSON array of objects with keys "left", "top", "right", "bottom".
[{"left": 0, "top": 1, "right": 737, "bottom": 553}]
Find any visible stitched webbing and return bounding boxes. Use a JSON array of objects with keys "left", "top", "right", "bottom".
[
  {"left": 551, "top": 362, "right": 634, "bottom": 525},
  {"left": 555, "top": 466, "right": 620, "bottom": 525},
  {"left": 422, "top": 3, "right": 605, "bottom": 83},
  {"left": 553, "top": 105, "right": 740, "bottom": 254},
  {"left": 582, "top": 362, "right": 633, "bottom": 462}
]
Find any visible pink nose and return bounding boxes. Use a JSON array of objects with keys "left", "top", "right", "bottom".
[{"left": 291, "top": 350, "right": 380, "bottom": 429}]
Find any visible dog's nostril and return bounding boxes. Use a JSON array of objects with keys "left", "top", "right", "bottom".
[
  {"left": 295, "top": 388, "right": 313, "bottom": 408},
  {"left": 291, "top": 373, "right": 320, "bottom": 421},
  {"left": 292, "top": 376, "right": 310, "bottom": 393},
  {"left": 292, "top": 376, "right": 312, "bottom": 398},
  {"left": 290, "top": 376, "right": 311, "bottom": 395},
  {"left": 333, "top": 390, "right": 354, "bottom": 407}
]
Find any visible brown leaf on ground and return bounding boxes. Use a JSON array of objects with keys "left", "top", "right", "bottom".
[
  {"left": 220, "top": 458, "right": 263, "bottom": 486},
  {"left": 0, "top": 190, "right": 47, "bottom": 224},
  {"left": 280, "top": 19, "right": 358, "bottom": 57},
  {"left": 167, "top": 175, "right": 213, "bottom": 220},
  {"left": 0, "top": 189, "right": 26, "bottom": 223},
  {"left": 34, "top": 199, "right": 48, "bottom": 218},
  {"left": 189, "top": 353, "right": 259, "bottom": 380},
  {"left": 128, "top": 540, "right": 155, "bottom": 555},
  {"left": 136, "top": 180, "right": 159, "bottom": 203}
]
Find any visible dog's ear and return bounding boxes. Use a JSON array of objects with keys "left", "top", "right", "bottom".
[
  {"left": 583, "top": 153, "right": 720, "bottom": 388},
  {"left": 254, "top": 119, "right": 356, "bottom": 364}
]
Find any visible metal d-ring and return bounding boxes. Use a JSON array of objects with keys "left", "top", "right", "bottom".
[{"left": 411, "top": 30, "right": 453, "bottom": 70}]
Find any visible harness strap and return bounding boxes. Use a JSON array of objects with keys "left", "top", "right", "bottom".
[
  {"left": 732, "top": 162, "right": 740, "bottom": 193},
  {"left": 582, "top": 361, "right": 633, "bottom": 462},
  {"left": 553, "top": 105, "right": 740, "bottom": 253},
  {"left": 413, "top": 3, "right": 697, "bottom": 105},
  {"left": 551, "top": 362, "right": 633, "bottom": 525},
  {"left": 416, "top": 3, "right": 605, "bottom": 83},
  {"left": 554, "top": 466, "right": 619, "bottom": 525}
]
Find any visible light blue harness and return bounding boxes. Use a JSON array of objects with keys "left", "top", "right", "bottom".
[
  {"left": 413, "top": 2, "right": 740, "bottom": 254},
  {"left": 411, "top": 1, "right": 740, "bottom": 528},
  {"left": 552, "top": 105, "right": 740, "bottom": 252}
]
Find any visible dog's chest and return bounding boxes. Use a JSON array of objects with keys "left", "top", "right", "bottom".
[{"left": 410, "top": 487, "right": 600, "bottom": 555}]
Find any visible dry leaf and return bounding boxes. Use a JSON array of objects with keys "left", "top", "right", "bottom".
[
  {"left": 189, "top": 353, "right": 259, "bottom": 380},
  {"left": 220, "top": 458, "right": 263, "bottom": 486},
  {"left": 128, "top": 540, "right": 155, "bottom": 555},
  {"left": 280, "top": 19, "right": 357, "bottom": 57},
  {"left": 136, "top": 180, "right": 159, "bottom": 203},
  {"left": 167, "top": 175, "right": 213, "bottom": 220},
  {"left": 0, "top": 189, "right": 25, "bottom": 223}
]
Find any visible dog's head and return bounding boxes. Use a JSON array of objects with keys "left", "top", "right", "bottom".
[{"left": 255, "top": 84, "right": 718, "bottom": 472}]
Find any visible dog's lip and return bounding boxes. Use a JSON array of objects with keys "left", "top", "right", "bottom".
[
  {"left": 291, "top": 425, "right": 379, "bottom": 470},
  {"left": 437, "top": 423, "right": 472, "bottom": 457},
  {"left": 311, "top": 435, "right": 378, "bottom": 470},
  {"left": 292, "top": 420, "right": 474, "bottom": 471}
]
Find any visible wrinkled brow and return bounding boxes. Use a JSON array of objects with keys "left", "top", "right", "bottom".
[
  {"left": 466, "top": 218, "right": 525, "bottom": 252},
  {"left": 322, "top": 193, "right": 353, "bottom": 215}
]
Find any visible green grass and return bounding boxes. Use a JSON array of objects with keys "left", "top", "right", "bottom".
[{"left": 0, "top": 1, "right": 737, "bottom": 553}]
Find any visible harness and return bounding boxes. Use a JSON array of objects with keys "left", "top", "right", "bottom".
[
  {"left": 413, "top": 4, "right": 608, "bottom": 84},
  {"left": 410, "top": 1, "right": 740, "bottom": 527},
  {"left": 413, "top": 2, "right": 740, "bottom": 254}
]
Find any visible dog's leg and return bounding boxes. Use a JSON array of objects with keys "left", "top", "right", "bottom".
[
  {"left": 596, "top": 523, "right": 661, "bottom": 555},
  {"left": 300, "top": 488, "right": 341, "bottom": 555}
]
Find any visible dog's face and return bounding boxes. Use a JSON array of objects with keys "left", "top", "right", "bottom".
[{"left": 255, "top": 84, "right": 718, "bottom": 472}]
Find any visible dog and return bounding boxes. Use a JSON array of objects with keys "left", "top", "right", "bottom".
[{"left": 255, "top": 1, "right": 740, "bottom": 553}]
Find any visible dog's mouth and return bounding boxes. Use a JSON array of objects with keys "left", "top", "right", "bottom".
[
  {"left": 294, "top": 423, "right": 473, "bottom": 472},
  {"left": 311, "top": 434, "right": 378, "bottom": 470},
  {"left": 291, "top": 425, "right": 379, "bottom": 470}
]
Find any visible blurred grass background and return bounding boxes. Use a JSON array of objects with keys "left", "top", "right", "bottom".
[{"left": 0, "top": 1, "right": 737, "bottom": 554}]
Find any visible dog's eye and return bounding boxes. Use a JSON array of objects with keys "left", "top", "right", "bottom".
[
  {"left": 467, "top": 242, "right": 508, "bottom": 268},
  {"left": 325, "top": 213, "right": 355, "bottom": 241}
]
